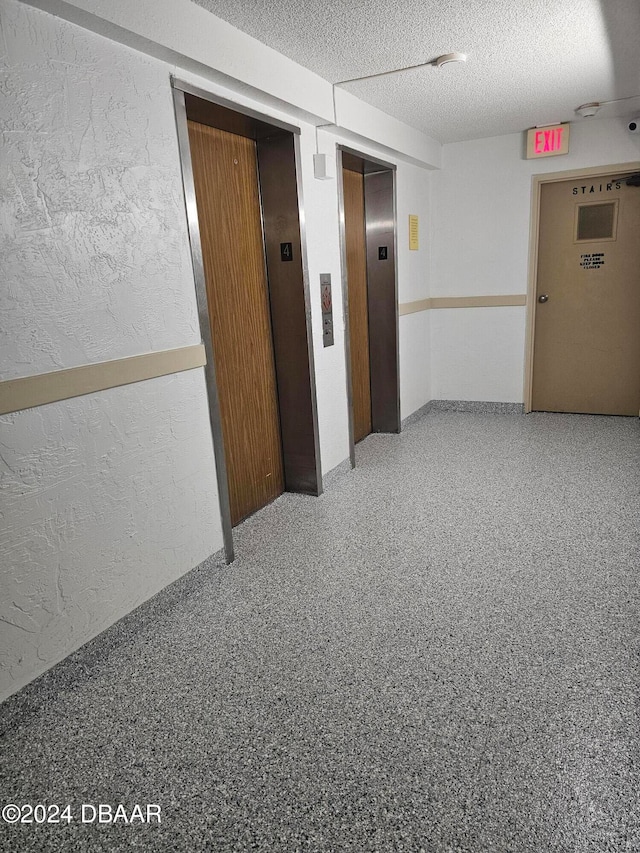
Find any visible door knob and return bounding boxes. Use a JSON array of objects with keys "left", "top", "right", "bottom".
[{"left": 538, "top": 294, "right": 549, "bottom": 303}]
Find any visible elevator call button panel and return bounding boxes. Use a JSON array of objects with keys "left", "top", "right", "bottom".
[{"left": 320, "top": 273, "right": 334, "bottom": 347}]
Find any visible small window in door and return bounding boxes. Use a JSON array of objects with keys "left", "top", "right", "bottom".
[{"left": 575, "top": 201, "right": 618, "bottom": 242}]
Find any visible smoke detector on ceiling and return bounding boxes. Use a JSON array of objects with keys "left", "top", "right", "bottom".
[
  {"left": 335, "top": 52, "right": 468, "bottom": 86},
  {"left": 575, "top": 102, "right": 601, "bottom": 118},
  {"left": 434, "top": 52, "right": 467, "bottom": 68}
]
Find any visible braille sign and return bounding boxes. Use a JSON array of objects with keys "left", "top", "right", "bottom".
[
  {"left": 378, "top": 246, "right": 388, "bottom": 261},
  {"left": 409, "top": 215, "right": 419, "bottom": 251},
  {"left": 280, "top": 242, "right": 293, "bottom": 262},
  {"left": 320, "top": 273, "right": 334, "bottom": 347}
]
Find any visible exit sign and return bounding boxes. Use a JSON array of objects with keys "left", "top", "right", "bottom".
[{"left": 526, "top": 123, "right": 570, "bottom": 159}]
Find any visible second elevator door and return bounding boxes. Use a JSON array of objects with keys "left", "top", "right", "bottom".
[
  {"left": 188, "top": 121, "right": 284, "bottom": 525},
  {"left": 343, "top": 166, "right": 372, "bottom": 442}
]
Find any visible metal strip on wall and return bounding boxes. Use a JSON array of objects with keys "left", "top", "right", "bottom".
[
  {"left": 292, "top": 132, "right": 324, "bottom": 495},
  {"left": 336, "top": 147, "right": 356, "bottom": 469},
  {"left": 172, "top": 82, "right": 235, "bottom": 564},
  {"left": 365, "top": 167, "right": 400, "bottom": 434},
  {"left": 171, "top": 77, "right": 301, "bottom": 137},
  {"left": 0, "top": 344, "right": 206, "bottom": 416}
]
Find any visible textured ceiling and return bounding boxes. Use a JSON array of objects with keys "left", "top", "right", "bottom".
[{"left": 191, "top": 0, "right": 640, "bottom": 143}]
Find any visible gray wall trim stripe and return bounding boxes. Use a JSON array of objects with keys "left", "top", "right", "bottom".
[
  {"left": 0, "top": 344, "right": 207, "bottom": 416},
  {"left": 402, "top": 400, "right": 525, "bottom": 424},
  {"left": 400, "top": 401, "right": 433, "bottom": 428},
  {"left": 322, "top": 457, "right": 352, "bottom": 491},
  {"left": 0, "top": 546, "right": 226, "bottom": 721},
  {"left": 427, "top": 400, "right": 525, "bottom": 415}
]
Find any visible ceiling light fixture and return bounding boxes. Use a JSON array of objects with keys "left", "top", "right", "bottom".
[{"left": 336, "top": 53, "right": 467, "bottom": 86}]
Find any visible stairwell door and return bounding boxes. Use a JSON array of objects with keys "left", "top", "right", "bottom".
[
  {"left": 532, "top": 175, "right": 640, "bottom": 415},
  {"left": 188, "top": 121, "right": 284, "bottom": 524}
]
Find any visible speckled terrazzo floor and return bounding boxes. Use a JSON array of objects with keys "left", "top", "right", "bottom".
[{"left": 1, "top": 411, "right": 639, "bottom": 853}]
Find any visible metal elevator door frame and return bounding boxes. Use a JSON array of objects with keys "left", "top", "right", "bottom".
[
  {"left": 337, "top": 146, "right": 400, "bottom": 467},
  {"left": 171, "top": 78, "right": 323, "bottom": 563}
]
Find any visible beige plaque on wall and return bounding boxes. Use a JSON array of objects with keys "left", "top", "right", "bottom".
[{"left": 409, "top": 214, "right": 419, "bottom": 250}]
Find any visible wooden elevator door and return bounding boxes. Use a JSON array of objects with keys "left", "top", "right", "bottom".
[
  {"left": 343, "top": 167, "right": 372, "bottom": 442},
  {"left": 188, "top": 121, "right": 284, "bottom": 525}
]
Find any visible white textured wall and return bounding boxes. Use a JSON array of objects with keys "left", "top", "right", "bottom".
[
  {"left": 399, "top": 312, "right": 431, "bottom": 419},
  {"left": 0, "top": 0, "right": 436, "bottom": 700},
  {"left": 22, "top": 0, "right": 335, "bottom": 127},
  {"left": 300, "top": 130, "right": 350, "bottom": 476},
  {"left": 20, "top": 0, "right": 442, "bottom": 169},
  {"left": 1, "top": 1, "right": 201, "bottom": 375},
  {"left": 0, "top": 0, "right": 223, "bottom": 700},
  {"left": 430, "top": 307, "right": 526, "bottom": 403},
  {"left": 0, "top": 375, "right": 222, "bottom": 698},
  {"left": 431, "top": 118, "right": 640, "bottom": 402},
  {"left": 396, "top": 163, "right": 432, "bottom": 418}
]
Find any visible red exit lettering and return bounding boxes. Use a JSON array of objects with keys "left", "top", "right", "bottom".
[
  {"left": 527, "top": 124, "right": 569, "bottom": 159},
  {"left": 534, "top": 127, "right": 564, "bottom": 154}
]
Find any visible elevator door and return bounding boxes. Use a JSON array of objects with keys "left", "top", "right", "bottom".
[
  {"left": 343, "top": 167, "right": 372, "bottom": 442},
  {"left": 532, "top": 176, "right": 640, "bottom": 415},
  {"left": 188, "top": 121, "right": 284, "bottom": 524}
]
